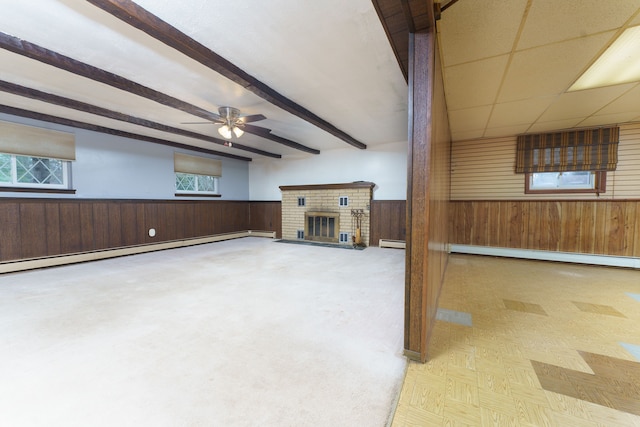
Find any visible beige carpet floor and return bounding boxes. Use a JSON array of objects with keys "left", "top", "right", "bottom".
[{"left": 0, "top": 237, "right": 406, "bottom": 427}]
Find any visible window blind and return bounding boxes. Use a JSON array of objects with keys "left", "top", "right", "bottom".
[
  {"left": 0, "top": 120, "right": 76, "bottom": 160},
  {"left": 515, "top": 127, "right": 619, "bottom": 173},
  {"left": 174, "top": 152, "right": 222, "bottom": 176}
]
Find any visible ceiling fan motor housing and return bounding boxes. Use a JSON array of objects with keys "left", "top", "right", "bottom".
[{"left": 219, "top": 106, "right": 241, "bottom": 122}]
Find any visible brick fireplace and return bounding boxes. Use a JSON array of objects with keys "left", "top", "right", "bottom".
[{"left": 279, "top": 182, "right": 375, "bottom": 246}]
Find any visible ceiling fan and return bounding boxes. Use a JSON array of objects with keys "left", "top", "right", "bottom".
[{"left": 184, "top": 106, "right": 268, "bottom": 139}]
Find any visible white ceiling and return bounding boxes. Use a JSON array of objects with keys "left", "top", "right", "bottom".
[
  {"left": 438, "top": 0, "right": 640, "bottom": 141},
  {"left": 2, "top": 0, "right": 640, "bottom": 158},
  {"left": 0, "top": 0, "right": 408, "bottom": 160}
]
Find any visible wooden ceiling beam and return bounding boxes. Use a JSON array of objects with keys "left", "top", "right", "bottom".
[
  {"left": 0, "top": 80, "right": 284, "bottom": 159},
  {"left": 0, "top": 32, "right": 316, "bottom": 155},
  {"left": 371, "top": 0, "right": 438, "bottom": 81},
  {"left": 0, "top": 105, "right": 254, "bottom": 162},
  {"left": 86, "top": 0, "right": 367, "bottom": 150}
]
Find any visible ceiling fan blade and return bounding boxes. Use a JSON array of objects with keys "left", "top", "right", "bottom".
[
  {"left": 242, "top": 123, "right": 272, "bottom": 136},
  {"left": 239, "top": 114, "right": 267, "bottom": 124},
  {"left": 181, "top": 117, "right": 225, "bottom": 124}
]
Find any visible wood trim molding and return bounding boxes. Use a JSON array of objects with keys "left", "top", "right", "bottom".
[
  {"left": 0, "top": 187, "right": 76, "bottom": 194},
  {"left": 0, "top": 105, "right": 254, "bottom": 162},
  {"left": 279, "top": 182, "right": 376, "bottom": 191},
  {"left": 174, "top": 193, "right": 222, "bottom": 198},
  {"left": 85, "top": 0, "right": 367, "bottom": 150}
]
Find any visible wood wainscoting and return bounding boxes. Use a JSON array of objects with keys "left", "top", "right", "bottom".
[
  {"left": 369, "top": 200, "right": 406, "bottom": 245},
  {"left": 0, "top": 199, "right": 251, "bottom": 262},
  {"left": 248, "top": 201, "right": 282, "bottom": 239},
  {"left": 450, "top": 200, "right": 640, "bottom": 257}
]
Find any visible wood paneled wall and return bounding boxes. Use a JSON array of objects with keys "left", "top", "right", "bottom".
[
  {"left": 0, "top": 199, "right": 251, "bottom": 262},
  {"left": 405, "top": 28, "right": 451, "bottom": 362},
  {"left": 248, "top": 201, "right": 282, "bottom": 238},
  {"left": 369, "top": 200, "right": 406, "bottom": 244},
  {"left": 0, "top": 198, "right": 409, "bottom": 262},
  {"left": 450, "top": 200, "right": 640, "bottom": 257}
]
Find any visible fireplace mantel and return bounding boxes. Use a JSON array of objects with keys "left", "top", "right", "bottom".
[{"left": 279, "top": 182, "right": 375, "bottom": 191}]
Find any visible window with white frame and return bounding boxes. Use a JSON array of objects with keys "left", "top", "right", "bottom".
[
  {"left": 0, "top": 120, "right": 76, "bottom": 191},
  {"left": 174, "top": 152, "right": 222, "bottom": 196},
  {"left": 339, "top": 196, "right": 348, "bottom": 207},
  {"left": 0, "top": 154, "right": 71, "bottom": 189}
]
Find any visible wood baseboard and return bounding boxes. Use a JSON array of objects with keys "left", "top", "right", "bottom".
[{"left": 0, "top": 231, "right": 275, "bottom": 274}]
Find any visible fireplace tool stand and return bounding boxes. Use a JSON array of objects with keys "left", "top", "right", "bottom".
[{"left": 351, "top": 209, "right": 366, "bottom": 248}]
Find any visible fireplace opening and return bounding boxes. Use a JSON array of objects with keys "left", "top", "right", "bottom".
[{"left": 305, "top": 212, "right": 340, "bottom": 243}]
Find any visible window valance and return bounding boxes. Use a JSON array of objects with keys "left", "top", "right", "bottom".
[
  {"left": 0, "top": 120, "right": 76, "bottom": 160},
  {"left": 515, "top": 127, "right": 619, "bottom": 174},
  {"left": 174, "top": 152, "right": 222, "bottom": 176}
]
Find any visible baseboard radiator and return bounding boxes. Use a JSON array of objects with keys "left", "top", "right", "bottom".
[
  {"left": 450, "top": 244, "right": 640, "bottom": 269},
  {"left": 379, "top": 239, "right": 406, "bottom": 249},
  {"left": 0, "top": 230, "right": 276, "bottom": 274}
]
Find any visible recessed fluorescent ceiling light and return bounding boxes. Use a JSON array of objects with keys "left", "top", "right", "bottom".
[{"left": 569, "top": 25, "right": 640, "bottom": 91}]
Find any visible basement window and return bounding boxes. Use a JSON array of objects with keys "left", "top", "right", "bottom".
[
  {"left": 175, "top": 172, "right": 219, "bottom": 195},
  {"left": 297, "top": 230, "right": 304, "bottom": 239},
  {"left": 339, "top": 232, "right": 349, "bottom": 243},
  {"left": 0, "top": 153, "right": 71, "bottom": 190},
  {"left": 525, "top": 171, "right": 606, "bottom": 194}
]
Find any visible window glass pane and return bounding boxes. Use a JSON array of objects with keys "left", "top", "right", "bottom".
[
  {"left": 558, "top": 171, "right": 592, "bottom": 188},
  {"left": 196, "top": 175, "right": 216, "bottom": 192},
  {"left": 175, "top": 173, "right": 196, "bottom": 191},
  {"left": 175, "top": 172, "right": 218, "bottom": 194},
  {"left": 531, "top": 171, "right": 595, "bottom": 190},
  {"left": 0, "top": 154, "right": 11, "bottom": 183},
  {"left": 15, "top": 156, "right": 63, "bottom": 185},
  {"left": 531, "top": 172, "right": 558, "bottom": 189}
]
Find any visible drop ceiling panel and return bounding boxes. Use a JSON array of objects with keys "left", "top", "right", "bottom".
[
  {"left": 498, "top": 32, "right": 615, "bottom": 103},
  {"left": 595, "top": 84, "right": 640, "bottom": 115},
  {"left": 484, "top": 124, "right": 531, "bottom": 138},
  {"left": 437, "top": 0, "right": 528, "bottom": 66},
  {"left": 537, "top": 84, "right": 635, "bottom": 122},
  {"left": 443, "top": 55, "right": 509, "bottom": 110},
  {"left": 517, "top": 0, "right": 639, "bottom": 50},
  {"left": 578, "top": 112, "right": 640, "bottom": 127},
  {"left": 449, "top": 106, "right": 492, "bottom": 133},
  {"left": 528, "top": 118, "right": 583, "bottom": 133},
  {"left": 487, "top": 97, "right": 556, "bottom": 128}
]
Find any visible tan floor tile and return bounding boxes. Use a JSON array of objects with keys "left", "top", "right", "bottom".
[
  {"left": 402, "top": 405, "right": 444, "bottom": 426},
  {"left": 410, "top": 381, "right": 446, "bottom": 416},
  {"left": 548, "top": 411, "right": 598, "bottom": 427},
  {"left": 583, "top": 400, "right": 640, "bottom": 427},
  {"left": 392, "top": 255, "right": 640, "bottom": 424},
  {"left": 479, "top": 406, "right": 519, "bottom": 427},
  {"left": 445, "top": 376, "right": 479, "bottom": 406},
  {"left": 477, "top": 370, "right": 511, "bottom": 396},
  {"left": 442, "top": 399, "right": 481, "bottom": 426},
  {"left": 544, "top": 390, "right": 593, "bottom": 419}
]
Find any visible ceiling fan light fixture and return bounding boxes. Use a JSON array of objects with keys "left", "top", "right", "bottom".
[
  {"left": 218, "top": 124, "right": 232, "bottom": 139},
  {"left": 232, "top": 126, "right": 244, "bottom": 138}
]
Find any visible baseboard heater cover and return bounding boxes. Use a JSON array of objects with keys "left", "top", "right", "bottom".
[
  {"left": 379, "top": 239, "right": 406, "bottom": 249},
  {"left": 0, "top": 231, "right": 276, "bottom": 274},
  {"left": 450, "top": 244, "right": 640, "bottom": 269}
]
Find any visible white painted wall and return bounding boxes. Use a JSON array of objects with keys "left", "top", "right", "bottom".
[
  {"left": 249, "top": 141, "right": 407, "bottom": 200},
  {"left": 0, "top": 114, "right": 249, "bottom": 200}
]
